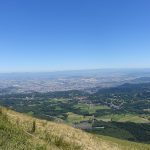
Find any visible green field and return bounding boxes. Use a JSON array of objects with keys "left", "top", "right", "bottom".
[
  {"left": 74, "top": 103, "right": 110, "bottom": 114},
  {"left": 98, "top": 113, "right": 150, "bottom": 123},
  {"left": 49, "top": 98, "right": 70, "bottom": 103},
  {"left": 66, "top": 112, "right": 91, "bottom": 124}
]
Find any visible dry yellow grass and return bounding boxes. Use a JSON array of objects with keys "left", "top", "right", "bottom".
[
  {"left": 3, "top": 107, "right": 119, "bottom": 150},
  {"left": 1, "top": 107, "right": 150, "bottom": 150}
]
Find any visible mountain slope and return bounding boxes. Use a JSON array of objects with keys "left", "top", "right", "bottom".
[{"left": 0, "top": 106, "right": 150, "bottom": 150}]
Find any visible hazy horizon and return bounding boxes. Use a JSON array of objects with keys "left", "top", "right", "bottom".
[{"left": 1, "top": 68, "right": 150, "bottom": 74}]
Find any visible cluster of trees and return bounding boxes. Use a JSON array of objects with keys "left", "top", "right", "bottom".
[{"left": 89, "top": 83, "right": 150, "bottom": 114}]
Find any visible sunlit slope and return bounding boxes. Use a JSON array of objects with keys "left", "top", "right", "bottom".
[{"left": 0, "top": 107, "right": 150, "bottom": 150}]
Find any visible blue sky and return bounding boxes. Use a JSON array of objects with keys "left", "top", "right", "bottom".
[{"left": 0, "top": 0, "right": 150, "bottom": 72}]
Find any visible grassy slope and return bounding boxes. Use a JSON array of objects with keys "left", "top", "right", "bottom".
[{"left": 0, "top": 107, "right": 150, "bottom": 150}]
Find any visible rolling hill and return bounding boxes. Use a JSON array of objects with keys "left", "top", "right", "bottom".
[{"left": 0, "top": 106, "right": 150, "bottom": 150}]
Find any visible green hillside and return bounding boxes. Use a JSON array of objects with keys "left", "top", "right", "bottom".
[{"left": 0, "top": 106, "right": 150, "bottom": 150}]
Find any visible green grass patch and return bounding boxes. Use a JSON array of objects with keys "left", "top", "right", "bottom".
[
  {"left": 49, "top": 98, "right": 69, "bottom": 103},
  {"left": 74, "top": 103, "right": 110, "bottom": 114},
  {"left": 98, "top": 113, "right": 150, "bottom": 123},
  {"left": 0, "top": 111, "right": 45, "bottom": 150},
  {"left": 66, "top": 112, "right": 91, "bottom": 124},
  {"left": 98, "top": 135, "right": 150, "bottom": 150}
]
